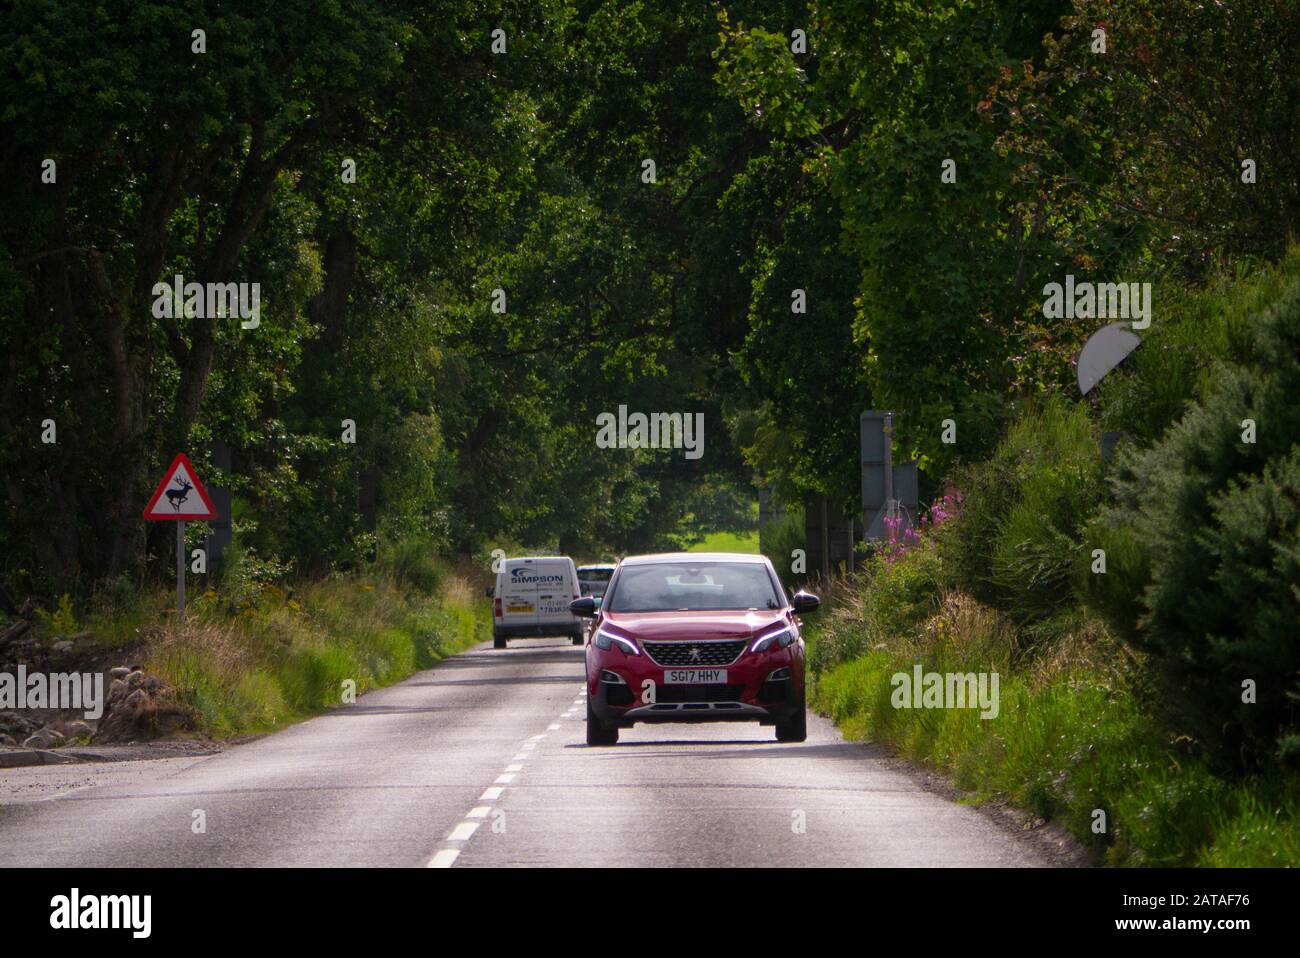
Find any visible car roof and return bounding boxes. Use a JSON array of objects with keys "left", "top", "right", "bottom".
[
  {"left": 503, "top": 556, "right": 573, "bottom": 564},
  {"left": 618, "top": 552, "right": 769, "bottom": 566},
  {"left": 577, "top": 564, "right": 616, "bottom": 571}
]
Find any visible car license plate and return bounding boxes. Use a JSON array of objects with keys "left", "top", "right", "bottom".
[
  {"left": 506, "top": 602, "right": 534, "bottom": 613},
  {"left": 663, "top": 669, "right": 727, "bottom": 684}
]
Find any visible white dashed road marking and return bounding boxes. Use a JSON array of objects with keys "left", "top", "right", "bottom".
[
  {"left": 447, "top": 822, "right": 479, "bottom": 842},
  {"left": 425, "top": 666, "right": 584, "bottom": 868}
]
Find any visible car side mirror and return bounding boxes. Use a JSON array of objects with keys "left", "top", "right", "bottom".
[
  {"left": 484, "top": 585, "right": 494, "bottom": 598},
  {"left": 569, "top": 596, "right": 599, "bottom": 617},
  {"left": 790, "top": 591, "right": 820, "bottom": 614}
]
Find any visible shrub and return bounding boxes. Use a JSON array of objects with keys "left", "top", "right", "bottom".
[
  {"left": 377, "top": 537, "right": 447, "bottom": 596},
  {"left": 1084, "top": 252, "right": 1300, "bottom": 774},
  {"left": 809, "top": 540, "right": 945, "bottom": 673},
  {"left": 35, "top": 593, "right": 78, "bottom": 635},
  {"left": 939, "top": 398, "right": 1102, "bottom": 632},
  {"left": 760, "top": 504, "right": 806, "bottom": 588},
  {"left": 1096, "top": 253, "right": 1297, "bottom": 444}
]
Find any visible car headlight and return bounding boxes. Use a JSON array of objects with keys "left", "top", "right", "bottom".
[
  {"left": 749, "top": 625, "right": 797, "bottom": 653},
  {"left": 594, "top": 628, "right": 640, "bottom": 656}
]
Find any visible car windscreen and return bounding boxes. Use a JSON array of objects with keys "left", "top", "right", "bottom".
[
  {"left": 605, "top": 562, "right": 781, "bottom": 612},
  {"left": 579, "top": 569, "right": 612, "bottom": 583}
]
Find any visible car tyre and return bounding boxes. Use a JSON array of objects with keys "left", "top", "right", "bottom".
[
  {"left": 493, "top": 634, "right": 507, "bottom": 650},
  {"left": 571, "top": 629, "right": 584, "bottom": 646},
  {"left": 586, "top": 697, "right": 619, "bottom": 746},
  {"left": 775, "top": 696, "right": 807, "bottom": 743}
]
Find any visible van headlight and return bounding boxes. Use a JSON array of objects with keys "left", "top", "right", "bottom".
[
  {"left": 749, "top": 625, "right": 797, "bottom": 653},
  {"left": 595, "top": 628, "right": 640, "bottom": 656}
]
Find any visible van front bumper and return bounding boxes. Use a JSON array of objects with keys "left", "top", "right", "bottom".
[{"left": 493, "top": 621, "right": 580, "bottom": 639}]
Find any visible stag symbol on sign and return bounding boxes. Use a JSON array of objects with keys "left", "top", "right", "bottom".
[{"left": 166, "top": 477, "right": 193, "bottom": 511}]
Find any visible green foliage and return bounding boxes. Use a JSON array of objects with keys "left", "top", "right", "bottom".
[
  {"left": 212, "top": 517, "right": 293, "bottom": 614},
  {"left": 811, "top": 574, "right": 1300, "bottom": 866},
  {"left": 716, "top": 0, "right": 1077, "bottom": 484},
  {"left": 35, "top": 593, "right": 78, "bottom": 636},
  {"left": 809, "top": 543, "right": 946, "bottom": 674},
  {"left": 149, "top": 561, "right": 487, "bottom": 737},
  {"left": 684, "top": 529, "right": 760, "bottom": 554},
  {"left": 940, "top": 398, "right": 1101, "bottom": 630},
  {"left": 376, "top": 537, "right": 448, "bottom": 598},
  {"left": 1096, "top": 259, "right": 1275, "bottom": 443},
  {"left": 281, "top": 645, "right": 360, "bottom": 715},
  {"left": 759, "top": 504, "right": 806, "bottom": 588},
  {"left": 1084, "top": 256, "right": 1300, "bottom": 773},
  {"left": 996, "top": 0, "right": 1300, "bottom": 275}
]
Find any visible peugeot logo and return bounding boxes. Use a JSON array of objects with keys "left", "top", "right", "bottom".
[{"left": 688, "top": 646, "right": 702, "bottom": 663}]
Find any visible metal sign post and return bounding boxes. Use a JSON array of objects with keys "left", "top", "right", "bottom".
[
  {"left": 176, "top": 520, "right": 186, "bottom": 622},
  {"left": 883, "top": 412, "right": 896, "bottom": 521},
  {"left": 861, "top": 411, "right": 919, "bottom": 541}
]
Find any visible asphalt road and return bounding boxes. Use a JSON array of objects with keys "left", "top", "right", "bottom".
[{"left": 0, "top": 638, "right": 1057, "bottom": 867}]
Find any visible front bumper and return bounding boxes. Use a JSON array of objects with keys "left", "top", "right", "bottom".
[
  {"left": 588, "top": 649, "right": 803, "bottom": 727},
  {"left": 494, "top": 620, "right": 579, "bottom": 639}
]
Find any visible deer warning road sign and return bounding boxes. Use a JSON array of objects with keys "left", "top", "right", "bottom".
[{"left": 143, "top": 453, "right": 217, "bottom": 520}]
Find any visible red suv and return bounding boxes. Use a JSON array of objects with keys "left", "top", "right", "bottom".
[{"left": 570, "top": 553, "right": 819, "bottom": 746}]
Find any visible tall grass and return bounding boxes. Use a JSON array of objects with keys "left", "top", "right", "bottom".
[
  {"left": 939, "top": 398, "right": 1102, "bottom": 634},
  {"left": 809, "top": 571, "right": 1300, "bottom": 866},
  {"left": 89, "top": 555, "right": 489, "bottom": 739}
]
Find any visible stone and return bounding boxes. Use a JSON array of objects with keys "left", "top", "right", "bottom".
[
  {"left": 22, "top": 727, "right": 66, "bottom": 749},
  {"left": 0, "top": 712, "right": 38, "bottom": 738}
]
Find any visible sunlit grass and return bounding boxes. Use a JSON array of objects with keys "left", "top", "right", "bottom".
[
  {"left": 808, "top": 581, "right": 1300, "bottom": 867},
  {"left": 98, "top": 560, "right": 489, "bottom": 739},
  {"left": 686, "top": 529, "right": 760, "bottom": 553}
]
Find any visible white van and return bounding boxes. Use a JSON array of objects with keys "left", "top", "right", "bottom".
[{"left": 490, "top": 556, "right": 583, "bottom": 649}]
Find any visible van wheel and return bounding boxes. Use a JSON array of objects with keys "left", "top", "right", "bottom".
[
  {"left": 775, "top": 697, "right": 807, "bottom": 743},
  {"left": 571, "top": 630, "right": 584, "bottom": 646},
  {"left": 493, "top": 635, "right": 507, "bottom": 650},
  {"left": 586, "top": 698, "right": 619, "bottom": 746}
]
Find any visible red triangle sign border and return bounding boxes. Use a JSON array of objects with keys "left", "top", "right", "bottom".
[{"left": 143, "top": 452, "right": 218, "bottom": 521}]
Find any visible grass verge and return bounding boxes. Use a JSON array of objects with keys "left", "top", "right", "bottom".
[
  {"left": 807, "top": 578, "right": 1300, "bottom": 866},
  {"left": 83, "top": 554, "right": 489, "bottom": 740}
]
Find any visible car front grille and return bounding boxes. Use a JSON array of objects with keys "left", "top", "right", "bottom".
[{"left": 642, "top": 639, "right": 747, "bottom": 667}]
